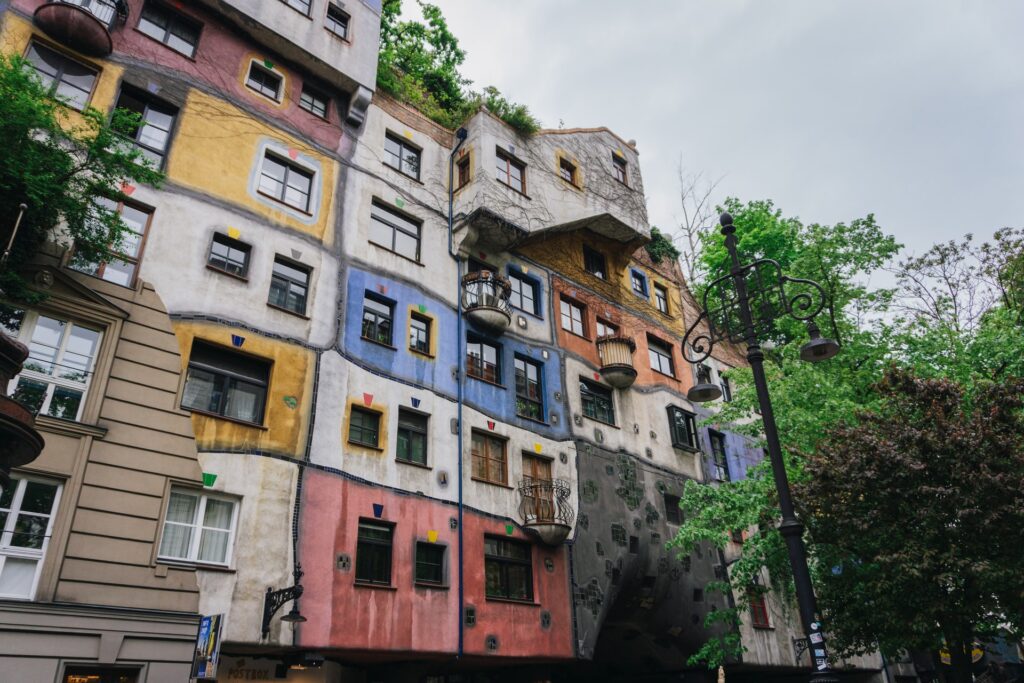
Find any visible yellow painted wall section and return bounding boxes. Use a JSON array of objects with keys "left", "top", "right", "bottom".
[
  {"left": 173, "top": 322, "right": 313, "bottom": 458},
  {"left": 166, "top": 89, "right": 337, "bottom": 243}
]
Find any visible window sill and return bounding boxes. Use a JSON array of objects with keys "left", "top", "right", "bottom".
[
  {"left": 360, "top": 336, "right": 398, "bottom": 351},
  {"left": 516, "top": 413, "right": 548, "bottom": 426},
  {"left": 560, "top": 328, "right": 591, "bottom": 342},
  {"left": 367, "top": 240, "right": 424, "bottom": 267},
  {"left": 347, "top": 439, "right": 384, "bottom": 452},
  {"left": 752, "top": 624, "right": 775, "bottom": 631},
  {"left": 470, "top": 477, "right": 513, "bottom": 490},
  {"left": 183, "top": 407, "right": 268, "bottom": 430},
  {"left": 496, "top": 180, "right": 531, "bottom": 200},
  {"left": 267, "top": 302, "right": 310, "bottom": 320},
  {"left": 256, "top": 189, "right": 313, "bottom": 216},
  {"left": 652, "top": 369, "right": 677, "bottom": 380},
  {"left": 156, "top": 559, "right": 235, "bottom": 573},
  {"left": 325, "top": 28, "right": 351, "bottom": 44},
  {"left": 466, "top": 374, "right": 505, "bottom": 389},
  {"left": 672, "top": 444, "right": 701, "bottom": 454},
  {"left": 353, "top": 581, "right": 397, "bottom": 591},
  {"left": 558, "top": 177, "right": 583, "bottom": 192},
  {"left": 485, "top": 596, "right": 539, "bottom": 607},
  {"left": 34, "top": 415, "right": 107, "bottom": 439},
  {"left": 409, "top": 348, "right": 435, "bottom": 360},
  {"left": 582, "top": 414, "right": 619, "bottom": 430},
  {"left": 133, "top": 28, "right": 198, "bottom": 62},
  {"left": 509, "top": 306, "right": 543, "bottom": 321},
  {"left": 381, "top": 161, "right": 424, "bottom": 185},
  {"left": 205, "top": 264, "right": 250, "bottom": 282},
  {"left": 396, "top": 458, "right": 431, "bottom": 470},
  {"left": 414, "top": 581, "right": 449, "bottom": 590}
]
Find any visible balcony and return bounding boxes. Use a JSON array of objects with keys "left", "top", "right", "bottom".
[
  {"left": 595, "top": 335, "right": 637, "bottom": 389},
  {"left": 33, "top": 0, "right": 127, "bottom": 57},
  {"left": 0, "top": 333, "right": 45, "bottom": 488},
  {"left": 518, "top": 478, "right": 574, "bottom": 546},
  {"left": 461, "top": 270, "right": 511, "bottom": 335}
]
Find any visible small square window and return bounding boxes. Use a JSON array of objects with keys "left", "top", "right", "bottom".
[
  {"left": 559, "top": 296, "right": 587, "bottom": 337},
  {"left": 457, "top": 155, "right": 471, "bottom": 188},
  {"left": 495, "top": 148, "right": 526, "bottom": 193},
  {"left": 471, "top": 430, "right": 507, "bottom": 486},
  {"left": 397, "top": 408, "right": 428, "bottom": 466},
  {"left": 648, "top": 335, "right": 675, "bottom": 377},
  {"left": 580, "top": 378, "right": 614, "bottom": 425},
  {"left": 654, "top": 283, "right": 669, "bottom": 314},
  {"left": 268, "top": 256, "right": 310, "bottom": 315},
  {"left": 182, "top": 341, "right": 270, "bottom": 425},
  {"left": 325, "top": 3, "right": 350, "bottom": 39},
  {"left": 631, "top": 269, "right": 648, "bottom": 297},
  {"left": 258, "top": 152, "right": 314, "bottom": 212},
  {"left": 415, "top": 541, "right": 445, "bottom": 585},
  {"left": 409, "top": 313, "right": 431, "bottom": 355},
  {"left": 299, "top": 84, "right": 329, "bottom": 118},
  {"left": 384, "top": 133, "right": 422, "bottom": 180},
  {"left": 361, "top": 294, "right": 394, "bottom": 346},
  {"left": 559, "top": 157, "right": 578, "bottom": 186},
  {"left": 583, "top": 246, "right": 607, "bottom": 280},
  {"left": 349, "top": 406, "right": 381, "bottom": 448},
  {"left": 246, "top": 62, "right": 282, "bottom": 101},
  {"left": 508, "top": 271, "right": 538, "bottom": 315},
  {"left": 467, "top": 337, "right": 501, "bottom": 384},
  {"left": 613, "top": 153, "right": 628, "bottom": 185},
  {"left": 355, "top": 519, "right": 393, "bottom": 585},
  {"left": 138, "top": 1, "right": 202, "bottom": 58},
  {"left": 207, "top": 233, "right": 251, "bottom": 278},
  {"left": 664, "top": 494, "right": 682, "bottom": 526}
]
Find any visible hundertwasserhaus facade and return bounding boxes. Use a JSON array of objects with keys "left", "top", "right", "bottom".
[{"left": 0, "top": 2, "right": 926, "bottom": 682}]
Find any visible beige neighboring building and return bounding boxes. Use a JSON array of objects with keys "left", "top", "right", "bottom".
[{"left": 0, "top": 252, "right": 206, "bottom": 682}]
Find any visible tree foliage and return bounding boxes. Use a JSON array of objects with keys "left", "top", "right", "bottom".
[
  {"left": 0, "top": 53, "right": 162, "bottom": 308},
  {"left": 645, "top": 226, "right": 681, "bottom": 264}
]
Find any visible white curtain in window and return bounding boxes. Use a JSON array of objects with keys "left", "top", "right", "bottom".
[
  {"left": 225, "top": 384, "right": 258, "bottom": 422},
  {"left": 198, "top": 529, "right": 229, "bottom": 563},
  {"left": 182, "top": 371, "right": 214, "bottom": 410},
  {"left": 0, "top": 558, "right": 38, "bottom": 598}
]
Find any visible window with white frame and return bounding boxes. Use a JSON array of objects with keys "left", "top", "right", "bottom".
[
  {"left": 158, "top": 489, "right": 238, "bottom": 565},
  {"left": 5, "top": 311, "right": 102, "bottom": 421},
  {"left": 0, "top": 476, "right": 62, "bottom": 599}
]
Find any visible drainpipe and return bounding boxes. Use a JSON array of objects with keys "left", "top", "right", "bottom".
[{"left": 448, "top": 127, "right": 468, "bottom": 659}]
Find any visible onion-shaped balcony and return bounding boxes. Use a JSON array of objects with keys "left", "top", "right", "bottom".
[
  {"left": 461, "top": 270, "right": 512, "bottom": 335},
  {"left": 595, "top": 335, "right": 637, "bottom": 389},
  {"left": 518, "top": 478, "right": 574, "bottom": 546},
  {"left": 0, "top": 332, "right": 45, "bottom": 488},
  {"left": 33, "top": 0, "right": 127, "bottom": 57}
]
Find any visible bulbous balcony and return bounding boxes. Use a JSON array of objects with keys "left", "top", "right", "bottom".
[
  {"left": 0, "top": 332, "right": 45, "bottom": 489},
  {"left": 595, "top": 335, "right": 637, "bottom": 389},
  {"left": 461, "top": 270, "right": 512, "bottom": 335},
  {"left": 33, "top": 0, "right": 127, "bottom": 57},
  {"left": 518, "top": 478, "right": 574, "bottom": 546}
]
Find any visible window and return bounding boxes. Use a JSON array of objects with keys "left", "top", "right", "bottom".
[
  {"left": 495, "top": 148, "right": 525, "bottom": 193},
  {"left": 749, "top": 587, "right": 771, "bottom": 628},
  {"left": 283, "top": 0, "right": 312, "bottom": 15},
  {"left": 268, "top": 256, "right": 310, "bottom": 315},
  {"left": 7, "top": 312, "right": 101, "bottom": 421},
  {"left": 246, "top": 62, "right": 282, "bottom": 100},
  {"left": 415, "top": 542, "right": 445, "bottom": 586},
  {"left": 409, "top": 313, "right": 431, "bottom": 355},
  {"left": 0, "top": 477, "right": 61, "bottom": 599},
  {"left": 710, "top": 431, "right": 730, "bottom": 481},
  {"left": 720, "top": 375, "right": 733, "bottom": 402},
  {"left": 514, "top": 356, "right": 543, "bottom": 421},
  {"left": 137, "top": 2, "right": 201, "bottom": 57},
  {"left": 508, "top": 271, "right": 538, "bottom": 315},
  {"left": 25, "top": 41, "right": 97, "bottom": 110},
  {"left": 631, "top": 269, "right": 648, "bottom": 297},
  {"left": 583, "top": 245, "right": 607, "bottom": 280},
  {"left": 654, "top": 283, "right": 669, "bottom": 314},
  {"left": 369, "top": 201, "right": 421, "bottom": 261},
  {"left": 348, "top": 406, "right": 381, "bottom": 448},
  {"left": 521, "top": 453, "right": 553, "bottom": 522},
  {"left": 466, "top": 338, "right": 500, "bottom": 384},
  {"left": 580, "top": 379, "right": 614, "bottom": 425},
  {"left": 384, "top": 133, "right": 421, "bottom": 180},
  {"left": 484, "top": 537, "right": 532, "bottom": 601},
  {"left": 612, "top": 153, "right": 628, "bottom": 185},
  {"left": 158, "top": 489, "right": 237, "bottom": 566},
  {"left": 355, "top": 520, "right": 392, "bottom": 585},
  {"left": 299, "top": 84, "right": 329, "bottom": 118},
  {"left": 396, "top": 408, "right": 428, "bottom": 466},
  {"left": 471, "top": 431, "right": 507, "bottom": 485},
  {"left": 207, "top": 233, "right": 251, "bottom": 278},
  {"left": 258, "top": 152, "right": 313, "bottom": 212},
  {"left": 182, "top": 341, "right": 270, "bottom": 425},
  {"left": 457, "top": 155, "right": 470, "bottom": 188},
  {"left": 115, "top": 86, "right": 178, "bottom": 168},
  {"left": 596, "top": 318, "right": 618, "bottom": 338},
  {"left": 648, "top": 335, "right": 675, "bottom": 376},
  {"left": 559, "top": 296, "right": 586, "bottom": 337},
  {"left": 71, "top": 197, "right": 152, "bottom": 287},
  {"left": 667, "top": 406, "right": 699, "bottom": 450},
  {"left": 559, "top": 157, "right": 578, "bottom": 185},
  {"left": 664, "top": 494, "right": 682, "bottom": 526},
  {"left": 361, "top": 294, "right": 393, "bottom": 345},
  {"left": 62, "top": 666, "right": 141, "bottom": 683},
  {"left": 325, "top": 3, "right": 350, "bottom": 38}
]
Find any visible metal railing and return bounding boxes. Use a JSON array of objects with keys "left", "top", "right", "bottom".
[
  {"left": 518, "top": 478, "right": 575, "bottom": 528},
  {"left": 54, "top": 0, "right": 124, "bottom": 29},
  {"left": 461, "top": 270, "right": 512, "bottom": 314}
]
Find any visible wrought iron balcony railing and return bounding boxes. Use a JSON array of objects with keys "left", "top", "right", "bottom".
[
  {"left": 461, "top": 270, "right": 512, "bottom": 334},
  {"left": 58, "top": 0, "right": 122, "bottom": 28},
  {"left": 518, "top": 478, "right": 574, "bottom": 545}
]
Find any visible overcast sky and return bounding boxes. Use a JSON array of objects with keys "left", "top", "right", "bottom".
[{"left": 433, "top": 1, "right": 1024, "bottom": 258}]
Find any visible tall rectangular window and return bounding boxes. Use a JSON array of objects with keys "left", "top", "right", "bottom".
[
  {"left": 664, "top": 494, "right": 682, "bottom": 526},
  {"left": 115, "top": 86, "right": 178, "bottom": 168},
  {"left": 710, "top": 431, "right": 730, "bottom": 481},
  {"left": 158, "top": 489, "right": 237, "bottom": 566},
  {"left": 720, "top": 375, "right": 733, "bottom": 402},
  {"left": 355, "top": 520, "right": 393, "bottom": 586},
  {"left": 521, "top": 453, "right": 553, "bottom": 522},
  {"left": 409, "top": 313, "right": 431, "bottom": 354},
  {"left": 457, "top": 155, "right": 470, "bottom": 188},
  {"left": 631, "top": 269, "right": 648, "bottom": 297},
  {"left": 466, "top": 338, "right": 500, "bottom": 384},
  {"left": 258, "top": 152, "right": 313, "bottom": 212},
  {"left": 484, "top": 536, "right": 532, "bottom": 601},
  {"left": 580, "top": 378, "right": 614, "bottom": 425},
  {"left": 559, "top": 157, "right": 578, "bottom": 185},
  {"left": 182, "top": 341, "right": 270, "bottom": 425},
  {"left": 369, "top": 201, "right": 421, "bottom": 261},
  {"left": 471, "top": 431, "right": 507, "bottom": 485},
  {"left": 648, "top": 335, "right": 675, "bottom": 376},
  {"left": 361, "top": 294, "right": 393, "bottom": 345},
  {"left": 508, "top": 271, "right": 538, "bottom": 315},
  {"left": 559, "top": 296, "right": 586, "bottom": 337},
  {"left": 415, "top": 542, "right": 445, "bottom": 586},
  {"left": 384, "top": 132, "right": 422, "bottom": 180},
  {"left": 246, "top": 62, "right": 283, "bottom": 100},
  {"left": 0, "top": 477, "right": 62, "bottom": 599},
  {"left": 25, "top": 41, "right": 97, "bottom": 110},
  {"left": 667, "top": 406, "right": 698, "bottom": 450},
  {"left": 7, "top": 312, "right": 101, "bottom": 421},
  {"left": 207, "top": 233, "right": 251, "bottom": 278},
  {"left": 396, "top": 408, "right": 427, "bottom": 466},
  {"left": 325, "top": 4, "right": 350, "bottom": 39},
  {"left": 71, "top": 197, "right": 152, "bottom": 287},
  {"left": 348, "top": 406, "right": 381, "bottom": 448},
  {"left": 612, "top": 153, "right": 628, "bottom": 185},
  {"left": 749, "top": 588, "right": 771, "bottom": 628},
  {"left": 514, "top": 356, "right": 543, "bottom": 421},
  {"left": 583, "top": 245, "right": 607, "bottom": 280},
  {"left": 299, "top": 84, "right": 329, "bottom": 119},
  {"left": 495, "top": 148, "right": 525, "bottom": 193},
  {"left": 138, "top": 1, "right": 202, "bottom": 57},
  {"left": 654, "top": 283, "right": 669, "bottom": 314},
  {"left": 268, "top": 256, "right": 310, "bottom": 315}
]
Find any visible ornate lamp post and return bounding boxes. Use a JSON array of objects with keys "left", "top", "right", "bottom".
[
  {"left": 261, "top": 563, "right": 307, "bottom": 639},
  {"left": 681, "top": 212, "right": 840, "bottom": 682}
]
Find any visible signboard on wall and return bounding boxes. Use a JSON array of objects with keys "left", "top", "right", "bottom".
[{"left": 191, "top": 614, "right": 224, "bottom": 680}]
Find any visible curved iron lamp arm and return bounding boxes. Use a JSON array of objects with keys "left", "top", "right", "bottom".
[{"left": 261, "top": 564, "right": 304, "bottom": 638}]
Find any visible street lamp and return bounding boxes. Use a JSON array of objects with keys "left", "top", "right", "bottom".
[
  {"left": 681, "top": 212, "right": 840, "bottom": 683},
  {"left": 261, "top": 563, "right": 307, "bottom": 639}
]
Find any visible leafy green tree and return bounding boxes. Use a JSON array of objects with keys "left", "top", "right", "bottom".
[{"left": 0, "top": 53, "right": 161, "bottom": 311}]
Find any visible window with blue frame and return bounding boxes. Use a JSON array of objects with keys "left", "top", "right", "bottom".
[
  {"left": 508, "top": 270, "right": 539, "bottom": 315},
  {"left": 467, "top": 336, "right": 501, "bottom": 384},
  {"left": 630, "top": 269, "right": 648, "bottom": 297},
  {"left": 514, "top": 356, "right": 543, "bottom": 421}
]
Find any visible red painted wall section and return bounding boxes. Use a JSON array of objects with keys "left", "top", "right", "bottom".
[
  {"left": 12, "top": 0, "right": 344, "bottom": 151},
  {"left": 298, "top": 469, "right": 573, "bottom": 660}
]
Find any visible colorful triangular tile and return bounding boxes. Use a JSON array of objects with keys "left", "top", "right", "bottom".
[
  {"left": 592, "top": 372, "right": 600, "bottom": 381},
  {"left": 202, "top": 472, "right": 217, "bottom": 487},
  {"left": 427, "top": 530, "right": 438, "bottom": 543},
  {"left": 534, "top": 443, "right": 542, "bottom": 453},
  {"left": 288, "top": 148, "right": 298, "bottom": 160},
  {"left": 487, "top": 421, "right": 495, "bottom": 430},
  {"left": 505, "top": 523, "right": 514, "bottom": 535},
  {"left": 121, "top": 183, "right": 135, "bottom": 196},
  {"left": 227, "top": 226, "right": 241, "bottom": 239},
  {"left": 418, "top": 304, "right": 427, "bottom": 314},
  {"left": 372, "top": 503, "right": 384, "bottom": 518},
  {"left": 411, "top": 397, "right": 421, "bottom": 408},
  {"left": 362, "top": 393, "right": 373, "bottom": 406},
  {"left": 263, "top": 59, "right": 274, "bottom": 69},
  {"left": 231, "top": 334, "right": 245, "bottom": 347}
]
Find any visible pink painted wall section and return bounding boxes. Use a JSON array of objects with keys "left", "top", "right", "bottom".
[
  {"left": 12, "top": 0, "right": 344, "bottom": 151},
  {"left": 298, "top": 470, "right": 574, "bottom": 660}
]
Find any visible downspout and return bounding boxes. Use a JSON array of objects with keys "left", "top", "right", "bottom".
[{"left": 448, "top": 127, "right": 469, "bottom": 659}]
